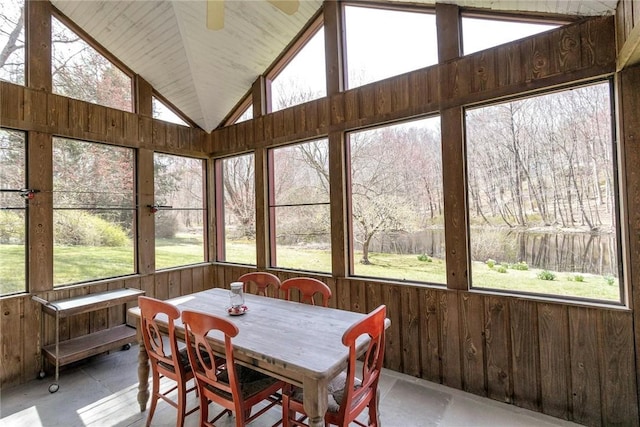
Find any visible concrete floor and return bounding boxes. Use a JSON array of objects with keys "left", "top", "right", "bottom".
[{"left": 1, "top": 344, "right": 582, "bottom": 427}]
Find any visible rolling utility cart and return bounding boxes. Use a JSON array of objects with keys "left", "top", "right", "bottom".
[{"left": 32, "top": 288, "right": 145, "bottom": 393}]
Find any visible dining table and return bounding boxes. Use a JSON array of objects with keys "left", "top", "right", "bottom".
[{"left": 128, "top": 287, "right": 383, "bottom": 427}]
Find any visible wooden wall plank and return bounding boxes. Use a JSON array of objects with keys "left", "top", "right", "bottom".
[
  {"left": 168, "top": 270, "right": 181, "bottom": 299},
  {"left": 569, "top": 307, "right": 602, "bottom": 425},
  {"left": 461, "top": 292, "right": 486, "bottom": 395},
  {"left": 47, "top": 93, "right": 68, "bottom": 130},
  {"left": 400, "top": 286, "right": 420, "bottom": 377},
  {"left": 419, "top": 288, "right": 441, "bottom": 382},
  {"left": 154, "top": 272, "right": 169, "bottom": 301},
  {"left": 599, "top": 310, "right": 638, "bottom": 425},
  {"left": 89, "top": 283, "right": 109, "bottom": 333},
  {"left": 1, "top": 82, "right": 25, "bottom": 123},
  {"left": 382, "top": 285, "right": 402, "bottom": 372},
  {"left": 550, "top": 24, "right": 581, "bottom": 74},
  {"left": 23, "top": 298, "right": 41, "bottom": 383},
  {"left": 137, "top": 149, "right": 154, "bottom": 274},
  {"left": 26, "top": 0, "right": 51, "bottom": 92},
  {"left": 1, "top": 298, "right": 24, "bottom": 388},
  {"left": 485, "top": 296, "right": 512, "bottom": 403},
  {"left": 538, "top": 303, "right": 570, "bottom": 419},
  {"left": 441, "top": 291, "right": 462, "bottom": 388},
  {"left": 510, "top": 299, "right": 540, "bottom": 412}
]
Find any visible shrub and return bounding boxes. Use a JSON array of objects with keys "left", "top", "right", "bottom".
[
  {"left": 573, "top": 274, "right": 584, "bottom": 282},
  {"left": 486, "top": 259, "right": 496, "bottom": 269},
  {"left": 537, "top": 270, "right": 556, "bottom": 281},
  {"left": 0, "top": 211, "right": 25, "bottom": 244},
  {"left": 417, "top": 254, "right": 432, "bottom": 262},
  {"left": 604, "top": 275, "right": 615, "bottom": 286},
  {"left": 510, "top": 261, "right": 529, "bottom": 271},
  {"left": 54, "top": 211, "right": 129, "bottom": 246},
  {"left": 496, "top": 266, "right": 508, "bottom": 273}
]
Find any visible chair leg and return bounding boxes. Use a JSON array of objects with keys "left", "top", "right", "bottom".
[
  {"left": 176, "top": 379, "right": 187, "bottom": 427},
  {"left": 146, "top": 369, "right": 160, "bottom": 427}
]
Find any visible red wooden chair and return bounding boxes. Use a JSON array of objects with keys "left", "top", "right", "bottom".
[
  {"left": 282, "top": 305, "right": 387, "bottom": 427},
  {"left": 237, "top": 272, "right": 281, "bottom": 298},
  {"left": 280, "top": 277, "right": 332, "bottom": 307},
  {"left": 181, "top": 309, "right": 285, "bottom": 427},
  {"left": 138, "top": 296, "right": 198, "bottom": 427}
]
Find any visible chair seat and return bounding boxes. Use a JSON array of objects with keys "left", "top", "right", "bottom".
[
  {"left": 289, "top": 372, "right": 362, "bottom": 413},
  {"left": 205, "top": 365, "right": 282, "bottom": 401}
]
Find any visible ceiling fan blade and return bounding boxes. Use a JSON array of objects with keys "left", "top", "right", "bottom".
[
  {"left": 206, "top": 0, "right": 225, "bottom": 30},
  {"left": 267, "top": 0, "right": 299, "bottom": 15}
]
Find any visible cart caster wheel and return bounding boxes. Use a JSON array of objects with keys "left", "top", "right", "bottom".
[
  {"left": 38, "top": 371, "right": 46, "bottom": 379},
  {"left": 48, "top": 383, "right": 59, "bottom": 393},
  {"left": 122, "top": 343, "right": 131, "bottom": 351}
]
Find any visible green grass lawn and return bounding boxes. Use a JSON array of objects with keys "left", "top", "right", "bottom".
[{"left": 0, "top": 239, "right": 621, "bottom": 302}]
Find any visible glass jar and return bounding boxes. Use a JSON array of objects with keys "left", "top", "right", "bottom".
[{"left": 229, "top": 282, "right": 245, "bottom": 308}]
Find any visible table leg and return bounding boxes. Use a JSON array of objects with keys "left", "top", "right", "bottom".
[
  {"left": 302, "top": 376, "right": 328, "bottom": 427},
  {"left": 135, "top": 321, "right": 149, "bottom": 412}
]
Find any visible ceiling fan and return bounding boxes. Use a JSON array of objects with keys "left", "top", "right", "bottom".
[{"left": 206, "top": 0, "right": 300, "bottom": 30}]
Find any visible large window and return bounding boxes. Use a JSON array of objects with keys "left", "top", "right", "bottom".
[
  {"left": 462, "top": 15, "right": 559, "bottom": 55},
  {"left": 270, "top": 25, "right": 326, "bottom": 112},
  {"left": 465, "top": 81, "right": 621, "bottom": 302},
  {"left": 152, "top": 96, "right": 188, "bottom": 126},
  {"left": 348, "top": 117, "right": 445, "bottom": 284},
  {"left": 52, "top": 16, "right": 132, "bottom": 112},
  {"left": 0, "top": 129, "right": 26, "bottom": 295},
  {"left": 269, "top": 139, "right": 330, "bottom": 273},
  {"left": 344, "top": 5, "right": 437, "bottom": 89},
  {"left": 53, "top": 138, "right": 135, "bottom": 285},
  {"left": 0, "top": 0, "right": 25, "bottom": 85},
  {"left": 154, "top": 153, "right": 206, "bottom": 269},
  {"left": 215, "top": 154, "right": 256, "bottom": 265}
]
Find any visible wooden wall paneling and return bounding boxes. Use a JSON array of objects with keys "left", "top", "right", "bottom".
[
  {"left": 253, "top": 116, "right": 265, "bottom": 147},
  {"left": 439, "top": 107, "right": 468, "bottom": 290},
  {"left": 391, "top": 74, "right": 410, "bottom": 113},
  {"left": 568, "top": 306, "right": 601, "bottom": 425},
  {"left": 154, "top": 272, "right": 169, "bottom": 301},
  {"left": 192, "top": 265, "right": 204, "bottom": 293},
  {"left": 537, "top": 303, "right": 570, "bottom": 419},
  {"left": 1, "top": 82, "right": 25, "bottom": 125},
  {"left": 203, "top": 263, "right": 214, "bottom": 290},
  {"left": 47, "top": 93, "right": 68, "bottom": 130},
  {"left": 272, "top": 110, "right": 285, "bottom": 140},
  {"left": 109, "top": 280, "right": 126, "bottom": 327},
  {"left": 28, "top": 131, "right": 53, "bottom": 292},
  {"left": 180, "top": 268, "right": 193, "bottom": 296},
  {"left": 460, "top": 292, "right": 486, "bottom": 396},
  {"left": 165, "top": 123, "right": 178, "bottom": 150},
  {"left": 138, "top": 116, "right": 153, "bottom": 147},
  {"left": 135, "top": 76, "right": 153, "bottom": 117},
  {"left": 137, "top": 149, "right": 154, "bottom": 274},
  {"left": 23, "top": 297, "right": 41, "bottom": 383},
  {"left": 349, "top": 279, "right": 366, "bottom": 313},
  {"left": 440, "top": 291, "right": 462, "bottom": 388},
  {"left": 262, "top": 114, "right": 274, "bottom": 144},
  {"left": 343, "top": 90, "right": 358, "bottom": 124},
  {"left": 1, "top": 297, "right": 24, "bottom": 388},
  {"left": 375, "top": 80, "right": 392, "bottom": 117},
  {"left": 41, "top": 290, "right": 57, "bottom": 347},
  {"left": 598, "top": 310, "right": 638, "bottom": 425},
  {"left": 177, "top": 126, "right": 190, "bottom": 150},
  {"left": 419, "top": 288, "right": 442, "bottom": 382},
  {"left": 496, "top": 43, "right": 523, "bottom": 89},
  {"left": 335, "top": 275, "right": 351, "bottom": 310},
  {"left": 358, "top": 84, "right": 375, "bottom": 121},
  {"left": 152, "top": 120, "right": 166, "bottom": 149},
  {"left": 124, "top": 276, "right": 142, "bottom": 318},
  {"left": 400, "top": 286, "right": 420, "bottom": 377},
  {"left": 408, "top": 69, "right": 428, "bottom": 111},
  {"left": 168, "top": 269, "right": 181, "bottom": 299},
  {"left": 89, "top": 283, "right": 109, "bottom": 333},
  {"left": 283, "top": 107, "right": 295, "bottom": 137},
  {"left": 521, "top": 32, "right": 551, "bottom": 82},
  {"left": 68, "top": 99, "right": 87, "bottom": 136},
  {"left": 25, "top": 88, "right": 48, "bottom": 128},
  {"left": 381, "top": 284, "right": 403, "bottom": 372},
  {"left": 26, "top": 0, "right": 52, "bottom": 92},
  {"left": 68, "top": 286, "right": 90, "bottom": 339},
  {"left": 317, "top": 98, "right": 329, "bottom": 130},
  {"left": 294, "top": 103, "right": 308, "bottom": 134},
  {"left": 549, "top": 23, "right": 581, "bottom": 74},
  {"left": 87, "top": 103, "right": 106, "bottom": 137},
  {"left": 56, "top": 289, "right": 71, "bottom": 342},
  {"left": 471, "top": 50, "right": 496, "bottom": 94},
  {"left": 485, "top": 295, "right": 512, "bottom": 403},
  {"left": 140, "top": 275, "right": 155, "bottom": 298},
  {"left": 436, "top": 3, "right": 461, "bottom": 63},
  {"left": 305, "top": 100, "right": 319, "bottom": 133},
  {"left": 191, "top": 129, "right": 206, "bottom": 153},
  {"left": 323, "top": 0, "right": 343, "bottom": 97},
  {"left": 122, "top": 111, "right": 138, "bottom": 145},
  {"left": 580, "top": 17, "right": 616, "bottom": 69},
  {"left": 509, "top": 298, "right": 540, "bottom": 412},
  {"left": 105, "top": 108, "right": 123, "bottom": 144}
]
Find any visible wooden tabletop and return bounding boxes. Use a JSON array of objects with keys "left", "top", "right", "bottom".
[{"left": 129, "top": 287, "right": 370, "bottom": 385}]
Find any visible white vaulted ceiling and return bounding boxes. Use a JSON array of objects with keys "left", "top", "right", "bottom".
[{"left": 50, "top": 0, "right": 618, "bottom": 132}]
